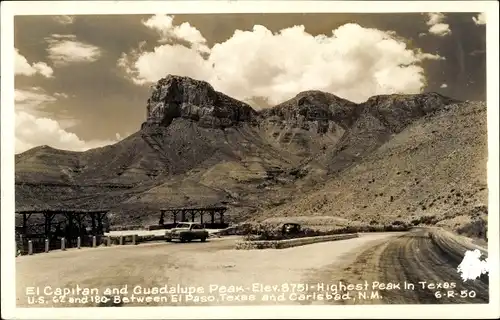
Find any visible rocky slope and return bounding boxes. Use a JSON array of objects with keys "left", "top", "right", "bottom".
[
  {"left": 15, "top": 75, "right": 488, "bottom": 234},
  {"left": 254, "top": 100, "right": 488, "bottom": 238}
]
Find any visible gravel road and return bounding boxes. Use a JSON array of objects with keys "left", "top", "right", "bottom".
[{"left": 16, "top": 229, "right": 488, "bottom": 307}]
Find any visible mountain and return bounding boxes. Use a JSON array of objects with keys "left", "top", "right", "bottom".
[
  {"left": 15, "top": 75, "right": 487, "bottom": 235},
  {"left": 253, "top": 99, "right": 487, "bottom": 236}
]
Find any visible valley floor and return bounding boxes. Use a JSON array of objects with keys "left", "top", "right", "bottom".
[{"left": 16, "top": 229, "right": 488, "bottom": 307}]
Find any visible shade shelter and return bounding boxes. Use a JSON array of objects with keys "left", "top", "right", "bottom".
[
  {"left": 15, "top": 208, "right": 110, "bottom": 252},
  {"left": 159, "top": 206, "right": 228, "bottom": 229}
]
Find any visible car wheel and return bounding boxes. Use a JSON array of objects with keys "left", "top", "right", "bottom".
[
  {"left": 180, "top": 236, "right": 186, "bottom": 243},
  {"left": 200, "top": 237, "right": 206, "bottom": 242},
  {"left": 166, "top": 239, "right": 172, "bottom": 242}
]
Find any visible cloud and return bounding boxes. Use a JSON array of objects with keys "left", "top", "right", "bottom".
[
  {"left": 15, "top": 87, "right": 120, "bottom": 154},
  {"left": 142, "top": 14, "right": 210, "bottom": 53},
  {"left": 469, "top": 49, "right": 486, "bottom": 56},
  {"left": 15, "top": 88, "right": 57, "bottom": 112},
  {"left": 119, "top": 22, "right": 445, "bottom": 105},
  {"left": 15, "top": 111, "right": 120, "bottom": 154},
  {"left": 45, "top": 34, "right": 102, "bottom": 66},
  {"left": 15, "top": 49, "right": 54, "bottom": 78},
  {"left": 54, "top": 92, "right": 70, "bottom": 99},
  {"left": 426, "top": 13, "right": 451, "bottom": 36},
  {"left": 440, "top": 83, "right": 448, "bottom": 88},
  {"left": 416, "top": 51, "right": 445, "bottom": 61},
  {"left": 472, "top": 13, "right": 486, "bottom": 25},
  {"left": 53, "top": 15, "right": 75, "bottom": 25}
]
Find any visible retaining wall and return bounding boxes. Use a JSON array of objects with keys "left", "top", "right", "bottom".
[{"left": 235, "top": 233, "right": 359, "bottom": 250}]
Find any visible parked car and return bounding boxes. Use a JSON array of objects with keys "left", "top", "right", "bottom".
[{"left": 165, "top": 222, "right": 209, "bottom": 243}]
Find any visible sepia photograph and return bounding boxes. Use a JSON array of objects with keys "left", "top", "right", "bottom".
[{"left": 1, "top": 1, "right": 499, "bottom": 319}]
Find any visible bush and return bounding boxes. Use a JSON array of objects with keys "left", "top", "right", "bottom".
[
  {"left": 457, "top": 218, "right": 488, "bottom": 240},
  {"left": 411, "top": 215, "right": 439, "bottom": 226}
]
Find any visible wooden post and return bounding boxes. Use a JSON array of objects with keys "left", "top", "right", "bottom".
[
  {"left": 45, "top": 239, "right": 49, "bottom": 253},
  {"left": 28, "top": 240, "right": 33, "bottom": 255},
  {"left": 23, "top": 213, "right": 27, "bottom": 234},
  {"left": 67, "top": 213, "right": 74, "bottom": 243},
  {"left": 107, "top": 237, "right": 111, "bottom": 246},
  {"left": 191, "top": 211, "right": 195, "bottom": 222},
  {"left": 19, "top": 235, "right": 24, "bottom": 254},
  {"left": 77, "top": 237, "right": 81, "bottom": 249},
  {"left": 181, "top": 210, "right": 186, "bottom": 222},
  {"left": 75, "top": 214, "right": 83, "bottom": 238},
  {"left": 97, "top": 213, "right": 104, "bottom": 235},
  {"left": 61, "top": 238, "right": 66, "bottom": 251},
  {"left": 211, "top": 212, "right": 215, "bottom": 224},
  {"left": 91, "top": 213, "right": 96, "bottom": 235},
  {"left": 119, "top": 236, "right": 123, "bottom": 245},
  {"left": 46, "top": 213, "right": 55, "bottom": 244},
  {"left": 92, "top": 236, "right": 97, "bottom": 248},
  {"left": 200, "top": 212, "right": 204, "bottom": 224},
  {"left": 132, "top": 234, "right": 136, "bottom": 245},
  {"left": 172, "top": 210, "right": 177, "bottom": 224},
  {"left": 43, "top": 213, "right": 49, "bottom": 240}
]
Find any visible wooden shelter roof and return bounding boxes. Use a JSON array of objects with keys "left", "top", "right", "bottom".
[
  {"left": 160, "top": 206, "right": 227, "bottom": 212},
  {"left": 15, "top": 209, "right": 109, "bottom": 215}
]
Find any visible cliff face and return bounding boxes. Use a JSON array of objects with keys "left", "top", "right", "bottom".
[
  {"left": 363, "top": 92, "right": 461, "bottom": 133},
  {"left": 142, "top": 75, "right": 257, "bottom": 129},
  {"left": 257, "top": 90, "right": 362, "bottom": 159}
]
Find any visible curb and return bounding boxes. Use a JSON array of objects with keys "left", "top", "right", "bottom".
[{"left": 235, "top": 233, "right": 359, "bottom": 250}]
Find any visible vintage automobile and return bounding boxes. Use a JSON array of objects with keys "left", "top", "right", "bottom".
[
  {"left": 281, "top": 222, "right": 301, "bottom": 235},
  {"left": 165, "top": 222, "right": 209, "bottom": 243}
]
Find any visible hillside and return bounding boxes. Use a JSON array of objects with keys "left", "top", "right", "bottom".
[
  {"left": 254, "top": 100, "right": 488, "bottom": 238},
  {"left": 15, "top": 75, "right": 488, "bottom": 234}
]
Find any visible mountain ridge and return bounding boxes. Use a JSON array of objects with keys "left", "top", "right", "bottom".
[{"left": 15, "top": 75, "right": 486, "bottom": 236}]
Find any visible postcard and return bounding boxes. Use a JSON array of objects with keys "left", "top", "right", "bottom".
[{"left": 1, "top": 1, "right": 498, "bottom": 319}]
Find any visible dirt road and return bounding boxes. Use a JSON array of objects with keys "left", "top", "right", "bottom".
[
  {"left": 306, "top": 228, "right": 488, "bottom": 305},
  {"left": 16, "top": 229, "right": 488, "bottom": 307}
]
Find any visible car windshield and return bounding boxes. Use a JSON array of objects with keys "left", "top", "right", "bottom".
[{"left": 176, "top": 223, "right": 191, "bottom": 228}]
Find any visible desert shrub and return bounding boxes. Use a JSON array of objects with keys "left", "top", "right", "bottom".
[
  {"left": 391, "top": 220, "right": 406, "bottom": 226},
  {"left": 242, "top": 223, "right": 283, "bottom": 241},
  {"left": 457, "top": 218, "right": 488, "bottom": 240},
  {"left": 242, "top": 223, "right": 340, "bottom": 241},
  {"left": 411, "top": 215, "right": 438, "bottom": 226},
  {"left": 383, "top": 224, "right": 410, "bottom": 232}
]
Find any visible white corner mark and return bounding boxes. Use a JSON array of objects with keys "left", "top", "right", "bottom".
[{"left": 457, "top": 249, "right": 489, "bottom": 282}]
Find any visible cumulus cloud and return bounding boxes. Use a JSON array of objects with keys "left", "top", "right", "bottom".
[
  {"left": 119, "top": 21, "right": 445, "bottom": 105},
  {"left": 426, "top": 13, "right": 451, "bottom": 36},
  {"left": 15, "top": 111, "right": 120, "bottom": 154},
  {"left": 440, "top": 83, "right": 448, "bottom": 88},
  {"left": 142, "top": 14, "right": 210, "bottom": 53},
  {"left": 15, "top": 49, "right": 54, "bottom": 78},
  {"left": 53, "top": 15, "right": 75, "bottom": 25},
  {"left": 15, "top": 87, "right": 120, "bottom": 154},
  {"left": 472, "top": 13, "right": 486, "bottom": 25},
  {"left": 45, "top": 34, "right": 102, "bottom": 66}
]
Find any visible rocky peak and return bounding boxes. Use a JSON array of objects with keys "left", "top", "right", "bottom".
[
  {"left": 259, "top": 90, "right": 360, "bottom": 129},
  {"left": 142, "top": 75, "right": 258, "bottom": 129},
  {"left": 363, "top": 92, "right": 462, "bottom": 133}
]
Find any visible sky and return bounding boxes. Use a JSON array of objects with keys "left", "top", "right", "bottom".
[{"left": 14, "top": 12, "right": 487, "bottom": 154}]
